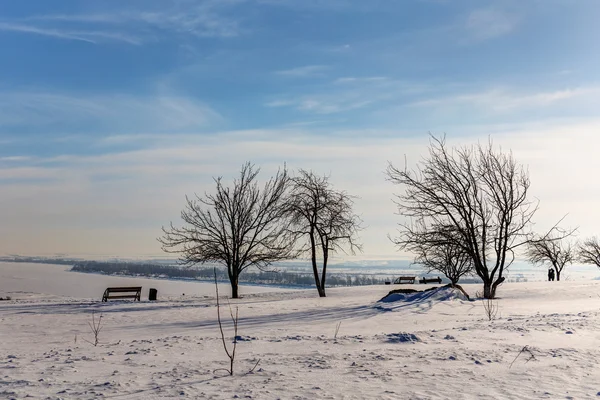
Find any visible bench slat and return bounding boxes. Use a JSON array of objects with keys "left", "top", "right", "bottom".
[
  {"left": 393, "top": 276, "right": 416, "bottom": 284},
  {"left": 105, "top": 287, "right": 142, "bottom": 292},
  {"left": 105, "top": 295, "right": 140, "bottom": 299},
  {"left": 419, "top": 277, "right": 442, "bottom": 284}
]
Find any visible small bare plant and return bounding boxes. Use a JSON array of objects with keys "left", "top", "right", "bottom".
[
  {"left": 214, "top": 268, "right": 239, "bottom": 376},
  {"left": 509, "top": 345, "right": 537, "bottom": 369},
  {"left": 482, "top": 297, "right": 498, "bottom": 321},
  {"left": 83, "top": 311, "right": 103, "bottom": 347},
  {"left": 334, "top": 321, "right": 342, "bottom": 340}
]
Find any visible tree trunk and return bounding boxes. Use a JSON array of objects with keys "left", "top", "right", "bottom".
[
  {"left": 555, "top": 268, "right": 561, "bottom": 282},
  {"left": 483, "top": 281, "right": 499, "bottom": 299},
  {"left": 483, "top": 282, "right": 492, "bottom": 299},
  {"left": 309, "top": 229, "right": 326, "bottom": 297},
  {"left": 319, "top": 245, "right": 328, "bottom": 298},
  {"left": 317, "top": 286, "right": 326, "bottom": 297},
  {"left": 230, "top": 274, "right": 239, "bottom": 299}
]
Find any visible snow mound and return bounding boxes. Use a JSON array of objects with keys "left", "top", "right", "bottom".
[{"left": 378, "top": 286, "right": 470, "bottom": 304}]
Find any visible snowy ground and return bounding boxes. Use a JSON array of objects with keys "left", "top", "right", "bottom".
[{"left": 2, "top": 264, "right": 600, "bottom": 399}]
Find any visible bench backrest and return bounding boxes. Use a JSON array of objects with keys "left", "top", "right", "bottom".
[
  {"left": 102, "top": 286, "right": 142, "bottom": 302},
  {"left": 105, "top": 287, "right": 142, "bottom": 293},
  {"left": 394, "top": 276, "right": 416, "bottom": 284}
]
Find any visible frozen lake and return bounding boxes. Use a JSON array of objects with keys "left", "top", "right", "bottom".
[
  {"left": 1, "top": 261, "right": 598, "bottom": 302},
  {"left": 0, "top": 262, "right": 295, "bottom": 301}
]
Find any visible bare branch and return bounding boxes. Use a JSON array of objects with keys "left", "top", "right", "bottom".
[
  {"left": 285, "top": 170, "right": 363, "bottom": 297},
  {"left": 509, "top": 346, "right": 537, "bottom": 369},
  {"left": 411, "top": 228, "right": 474, "bottom": 285},
  {"left": 83, "top": 311, "right": 103, "bottom": 347},
  {"left": 527, "top": 227, "right": 577, "bottom": 281},
  {"left": 160, "top": 162, "right": 295, "bottom": 298},
  {"left": 482, "top": 297, "right": 498, "bottom": 321},
  {"left": 386, "top": 134, "right": 537, "bottom": 299},
  {"left": 578, "top": 237, "right": 600, "bottom": 269}
]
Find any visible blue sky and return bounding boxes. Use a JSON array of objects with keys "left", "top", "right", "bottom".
[{"left": 1, "top": 0, "right": 600, "bottom": 259}]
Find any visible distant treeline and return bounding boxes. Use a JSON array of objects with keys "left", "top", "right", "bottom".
[
  {"left": 70, "top": 261, "right": 390, "bottom": 287},
  {"left": 0, "top": 256, "right": 80, "bottom": 266}
]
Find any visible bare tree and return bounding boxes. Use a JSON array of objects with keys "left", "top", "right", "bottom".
[
  {"left": 482, "top": 297, "right": 499, "bottom": 321},
  {"left": 578, "top": 236, "right": 600, "bottom": 269},
  {"left": 160, "top": 162, "right": 294, "bottom": 299},
  {"left": 286, "top": 170, "right": 362, "bottom": 297},
  {"left": 526, "top": 230, "right": 576, "bottom": 281},
  {"left": 83, "top": 311, "right": 103, "bottom": 347},
  {"left": 412, "top": 229, "right": 474, "bottom": 285},
  {"left": 213, "top": 268, "right": 238, "bottom": 376},
  {"left": 386, "top": 135, "right": 537, "bottom": 299}
]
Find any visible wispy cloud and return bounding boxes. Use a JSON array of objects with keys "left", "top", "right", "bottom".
[
  {"left": 5, "top": 121, "right": 600, "bottom": 257},
  {"left": 298, "top": 98, "right": 373, "bottom": 114},
  {"left": 410, "top": 87, "right": 599, "bottom": 111},
  {"left": 465, "top": 8, "right": 519, "bottom": 42},
  {"left": 264, "top": 99, "right": 294, "bottom": 107},
  {"left": 266, "top": 78, "right": 430, "bottom": 114},
  {"left": 0, "top": 92, "right": 222, "bottom": 133},
  {"left": 0, "top": 21, "right": 143, "bottom": 45},
  {"left": 0, "top": 1, "right": 244, "bottom": 45},
  {"left": 0, "top": 156, "right": 31, "bottom": 162},
  {"left": 333, "top": 76, "right": 388, "bottom": 84},
  {"left": 275, "top": 65, "right": 330, "bottom": 77},
  {"left": 266, "top": 95, "right": 373, "bottom": 114},
  {"left": 0, "top": 22, "right": 112, "bottom": 44}
]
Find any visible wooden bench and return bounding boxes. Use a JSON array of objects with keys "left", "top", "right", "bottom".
[
  {"left": 393, "top": 276, "right": 416, "bottom": 284},
  {"left": 419, "top": 277, "right": 442, "bottom": 284},
  {"left": 102, "top": 287, "right": 142, "bottom": 302}
]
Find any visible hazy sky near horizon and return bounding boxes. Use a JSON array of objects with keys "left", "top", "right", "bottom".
[{"left": 1, "top": 0, "right": 600, "bottom": 261}]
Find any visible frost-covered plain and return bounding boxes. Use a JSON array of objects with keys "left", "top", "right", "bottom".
[{"left": 2, "top": 263, "right": 600, "bottom": 399}]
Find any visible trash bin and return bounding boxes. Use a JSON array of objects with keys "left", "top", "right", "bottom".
[{"left": 149, "top": 288, "right": 157, "bottom": 301}]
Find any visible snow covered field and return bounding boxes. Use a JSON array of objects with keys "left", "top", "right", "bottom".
[{"left": 2, "top": 263, "right": 600, "bottom": 399}]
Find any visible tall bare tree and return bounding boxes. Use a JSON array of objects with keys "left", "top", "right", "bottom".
[
  {"left": 286, "top": 170, "right": 362, "bottom": 297},
  {"left": 386, "top": 135, "right": 537, "bottom": 299},
  {"left": 526, "top": 230, "right": 576, "bottom": 281},
  {"left": 578, "top": 237, "right": 600, "bottom": 269},
  {"left": 160, "top": 162, "right": 294, "bottom": 298},
  {"left": 412, "top": 228, "right": 474, "bottom": 285}
]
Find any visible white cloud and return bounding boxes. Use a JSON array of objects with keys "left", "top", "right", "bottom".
[
  {"left": 409, "top": 86, "right": 600, "bottom": 112},
  {"left": 0, "top": 156, "right": 31, "bottom": 162},
  {"left": 266, "top": 78, "right": 430, "bottom": 114},
  {"left": 266, "top": 95, "right": 375, "bottom": 114},
  {"left": 330, "top": 44, "right": 352, "bottom": 52},
  {"left": 265, "top": 99, "right": 294, "bottom": 107},
  {"left": 0, "top": 22, "right": 143, "bottom": 44},
  {"left": 4, "top": 121, "right": 600, "bottom": 258},
  {"left": 0, "top": 92, "right": 222, "bottom": 133},
  {"left": 0, "top": 128, "right": 422, "bottom": 257},
  {"left": 333, "top": 77, "right": 387, "bottom": 84},
  {"left": 466, "top": 8, "right": 519, "bottom": 41},
  {"left": 1, "top": 1, "right": 244, "bottom": 45},
  {"left": 275, "top": 65, "right": 329, "bottom": 77}
]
